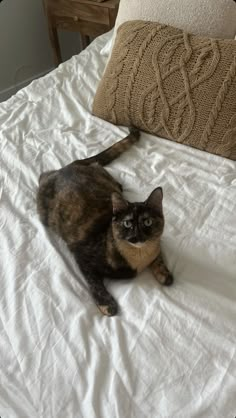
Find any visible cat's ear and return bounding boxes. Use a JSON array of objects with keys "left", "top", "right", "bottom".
[
  {"left": 112, "top": 193, "right": 129, "bottom": 214},
  {"left": 146, "top": 187, "right": 163, "bottom": 211}
]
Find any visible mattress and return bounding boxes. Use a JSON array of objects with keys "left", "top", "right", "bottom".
[{"left": 0, "top": 31, "right": 236, "bottom": 417}]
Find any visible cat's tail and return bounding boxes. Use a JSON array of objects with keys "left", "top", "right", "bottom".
[{"left": 76, "top": 127, "right": 140, "bottom": 167}]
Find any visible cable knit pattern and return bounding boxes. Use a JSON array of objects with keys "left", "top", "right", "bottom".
[
  {"left": 93, "top": 21, "right": 236, "bottom": 160},
  {"left": 105, "top": 21, "right": 147, "bottom": 124}
]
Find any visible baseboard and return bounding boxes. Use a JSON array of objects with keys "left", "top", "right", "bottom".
[{"left": 0, "top": 68, "right": 54, "bottom": 103}]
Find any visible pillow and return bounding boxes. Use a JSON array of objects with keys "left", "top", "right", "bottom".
[
  {"left": 92, "top": 21, "right": 236, "bottom": 160},
  {"left": 113, "top": 0, "right": 236, "bottom": 40},
  {"left": 100, "top": 30, "right": 114, "bottom": 56}
]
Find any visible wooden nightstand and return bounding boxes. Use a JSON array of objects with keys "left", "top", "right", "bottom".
[{"left": 43, "top": 0, "right": 119, "bottom": 66}]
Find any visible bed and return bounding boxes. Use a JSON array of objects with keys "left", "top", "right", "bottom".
[{"left": 0, "top": 29, "right": 236, "bottom": 417}]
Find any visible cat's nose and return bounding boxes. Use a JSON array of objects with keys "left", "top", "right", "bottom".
[{"left": 128, "top": 237, "right": 139, "bottom": 244}]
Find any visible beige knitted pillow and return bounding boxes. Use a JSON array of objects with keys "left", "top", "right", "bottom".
[{"left": 92, "top": 21, "right": 236, "bottom": 160}]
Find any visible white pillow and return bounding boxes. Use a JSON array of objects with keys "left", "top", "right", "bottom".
[
  {"left": 100, "top": 30, "right": 114, "bottom": 56},
  {"left": 114, "top": 0, "right": 236, "bottom": 40}
]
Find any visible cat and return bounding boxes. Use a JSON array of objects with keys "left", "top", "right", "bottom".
[{"left": 37, "top": 128, "right": 173, "bottom": 316}]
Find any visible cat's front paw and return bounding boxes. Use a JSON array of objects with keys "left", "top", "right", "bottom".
[
  {"left": 91, "top": 284, "right": 119, "bottom": 316},
  {"left": 154, "top": 271, "right": 174, "bottom": 286},
  {"left": 150, "top": 256, "right": 174, "bottom": 287},
  {"left": 162, "top": 272, "right": 174, "bottom": 286},
  {"left": 97, "top": 302, "right": 118, "bottom": 317}
]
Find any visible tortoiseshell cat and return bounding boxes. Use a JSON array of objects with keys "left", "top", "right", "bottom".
[{"left": 37, "top": 128, "right": 173, "bottom": 316}]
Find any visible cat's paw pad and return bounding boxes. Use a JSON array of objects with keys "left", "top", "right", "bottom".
[{"left": 98, "top": 303, "right": 118, "bottom": 317}]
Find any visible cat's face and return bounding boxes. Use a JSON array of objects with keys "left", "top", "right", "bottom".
[{"left": 112, "top": 188, "right": 164, "bottom": 245}]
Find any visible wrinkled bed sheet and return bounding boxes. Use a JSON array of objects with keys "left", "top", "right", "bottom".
[{"left": 0, "top": 31, "right": 236, "bottom": 418}]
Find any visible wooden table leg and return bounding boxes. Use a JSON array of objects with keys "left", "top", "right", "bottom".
[
  {"left": 81, "top": 34, "right": 90, "bottom": 49},
  {"left": 48, "top": 25, "right": 62, "bottom": 66}
]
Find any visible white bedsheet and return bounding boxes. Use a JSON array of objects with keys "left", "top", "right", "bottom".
[{"left": 0, "top": 32, "right": 236, "bottom": 418}]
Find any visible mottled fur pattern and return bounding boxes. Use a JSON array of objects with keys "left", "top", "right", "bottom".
[{"left": 37, "top": 129, "right": 173, "bottom": 316}]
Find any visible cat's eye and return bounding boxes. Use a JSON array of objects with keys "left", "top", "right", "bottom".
[
  {"left": 123, "top": 220, "right": 133, "bottom": 228},
  {"left": 143, "top": 218, "right": 152, "bottom": 227}
]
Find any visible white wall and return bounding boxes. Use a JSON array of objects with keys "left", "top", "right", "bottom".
[{"left": 0, "top": 0, "right": 81, "bottom": 102}]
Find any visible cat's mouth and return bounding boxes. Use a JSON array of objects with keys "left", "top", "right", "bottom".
[{"left": 128, "top": 242, "right": 146, "bottom": 248}]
